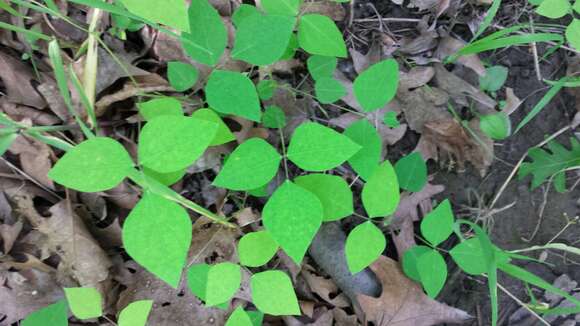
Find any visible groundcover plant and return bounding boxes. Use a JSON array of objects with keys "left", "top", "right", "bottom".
[{"left": 0, "top": 0, "right": 579, "bottom": 325}]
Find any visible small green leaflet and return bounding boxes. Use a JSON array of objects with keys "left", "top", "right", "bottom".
[
  {"left": 297, "top": 14, "right": 347, "bottom": 57},
  {"left": 262, "top": 105, "right": 287, "bottom": 129},
  {"left": 213, "top": 138, "right": 281, "bottom": 190},
  {"left": 280, "top": 33, "right": 299, "bottom": 60},
  {"left": 536, "top": 0, "right": 571, "bottom": 18},
  {"left": 143, "top": 167, "right": 185, "bottom": 186},
  {"left": 343, "top": 119, "right": 382, "bottom": 181},
  {"left": 187, "top": 262, "right": 241, "bottom": 306},
  {"left": 232, "top": 13, "right": 296, "bottom": 66},
  {"left": 251, "top": 271, "right": 300, "bottom": 316},
  {"left": 416, "top": 249, "right": 447, "bottom": 298},
  {"left": 167, "top": 61, "right": 199, "bottom": 92},
  {"left": 138, "top": 115, "right": 218, "bottom": 173},
  {"left": 383, "top": 111, "right": 400, "bottom": 128},
  {"left": 257, "top": 79, "right": 277, "bottom": 100},
  {"left": 294, "top": 174, "right": 353, "bottom": 221},
  {"left": 420, "top": 199, "right": 454, "bottom": 247},
  {"left": 262, "top": 181, "right": 323, "bottom": 264},
  {"left": 449, "top": 238, "right": 511, "bottom": 275},
  {"left": 362, "top": 161, "right": 400, "bottom": 218},
  {"left": 123, "top": 193, "right": 192, "bottom": 288},
  {"left": 64, "top": 287, "right": 102, "bottom": 319},
  {"left": 226, "top": 307, "right": 253, "bottom": 326},
  {"left": 345, "top": 221, "right": 386, "bottom": 274},
  {"left": 315, "top": 77, "right": 346, "bottom": 104},
  {"left": 260, "top": 0, "right": 301, "bottom": 16},
  {"left": 566, "top": 19, "right": 580, "bottom": 50},
  {"left": 48, "top": 137, "right": 134, "bottom": 192},
  {"left": 232, "top": 4, "right": 260, "bottom": 27},
  {"left": 191, "top": 108, "right": 236, "bottom": 146},
  {"left": 307, "top": 55, "right": 337, "bottom": 81},
  {"left": 394, "top": 152, "right": 427, "bottom": 192},
  {"left": 402, "top": 245, "right": 432, "bottom": 282},
  {"left": 205, "top": 70, "right": 262, "bottom": 122},
  {"left": 120, "top": 0, "right": 189, "bottom": 32},
  {"left": 21, "top": 300, "right": 68, "bottom": 326},
  {"left": 118, "top": 300, "right": 153, "bottom": 326},
  {"left": 479, "top": 112, "right": 511, "bottom": 140},
  {"left": 479, "top": 66, "right": 508, "bottom": 92},
  {"left": 0, "top": 132, "right": 17, "bottom": 156},
  {"left": 238, "top": 231, "right": 279, "bottom": 267},
  {"left": 181, "top": 0, "right": 227, "bottom": 66},
  {"left": 287, "top": 122, "right": 361, "bottom": 171},
  {"left": 247, "top": 311, "right": 264, "bottom": 326},
  {"left": 575, "top": 0, "right": 580, "bottom": 13},
  {"left": 138, "top": 97, "right": 183, "bottom": 121},
  {"left": 353, "top": 59, "right": 399, "bottom": 112}
]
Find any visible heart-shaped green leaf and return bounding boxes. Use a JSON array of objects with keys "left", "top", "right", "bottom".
[
  {"left": 181, "top": 0, "right": 227, "bottom": 65},
  {"left": 362, "top": 160, "right": 400, "bottom": 218},
  {"left": 294, "top": 174, "right": 353, "bottom": 221},
  {"left": 345, "top": 221, "right": 386, "bottom": 274},
  {"left": 353, "top": 59, "right": 399, "bottom": 112},
  {"left": 205, "top": 70, "right": 262, "bottom": 122},
  {"left": 251, "top": 271, "right": 300, "bottom": 315}
]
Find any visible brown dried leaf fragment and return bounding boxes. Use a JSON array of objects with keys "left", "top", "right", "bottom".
[{"left": 0, "top": 50, "right": 46, "bottom": 109}]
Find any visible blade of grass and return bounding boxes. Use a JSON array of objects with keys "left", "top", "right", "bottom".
[
  {"left": 68, "top": 65, "right": 98, "bottom": 133},
  {"left": 472, "top": 0, "right": 502, "bottom": 41},
  {"left": 509, "top": 243, "right": 580, "bottom": 256},
  {"left": 0, "top": 21, "right": 51, "bottom": 41},
  {"left": 83, "top": 8, "right": 102, "bottom": 112},
  {"left": 43, "top": 0, "right": 59, "bottom": 12},
  {"left": 514, "top": 77, "right": 567, "bottom": 133},
  {"left": 0, "top": 0, "right": 25, "bottom": 17},
  {"left": 458, "top": 33, "right": 563, "bottom": 58}
]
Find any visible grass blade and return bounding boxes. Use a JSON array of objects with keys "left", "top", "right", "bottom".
[
  {"left": 68, "top": 65, "right": 98, "bottom": 133},
  {"left": 458, "top": 33, "right": 563, "bottom": 58},
  {"left": 515, "top": 77, "right": 567, "bottom": 133},
  {"left": 472, "top": 0, "right": 502, "bottom": 41},
  {"left": 0, "top": 21, "right": 51, "bottom": 41}
]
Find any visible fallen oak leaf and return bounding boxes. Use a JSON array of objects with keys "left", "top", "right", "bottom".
[{"left": 357, "top": 256, "right": 472, "bottom": 326}]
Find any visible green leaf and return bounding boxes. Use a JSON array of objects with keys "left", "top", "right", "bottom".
[
  {"left": 226, "top": 307, "right": 253, "bottom": 326},
  {"left": 187, "top": 263, "right": 211, "bottom": 301},
  {"left": 402, "top": 245, "right": 431, "bottom": 282},
  {"left": 261, "top": 0, "right": 301, "bottom": 16},
  {"left": 262, "top": 105, "right": 287, "bottom": 129},
  {"left": 191, "top": 108, "right": 236, "bottom": 146},
  {"left": 64, "top": 287, "right": 102, "bottom": 319},
  {"left": 138, "top": 97, "right": 183, "bottom": 121},
  {"left": 167, "top": 61, "right": 199, "bottom": 92},
  {"left": 206, "top": 263, "right": 242, "bottom": 306},
  {"left": 518, "top": 138, "right": 580, "bottom": 190},
  {"left": 479, "top": 66, "right": 508, "bottom": 92},
  {"left": 575, "top": 0, "right": 580, "bottom": 13},
  {"left": 307, "top": 55, "right": 337, "bottom": 81},
  {"left": 450, "top": 238, "right": 495, "bottom": 275},
  {"left": 205, "top": 70, "right": 262, "bottom": 122},
  {"left": 118, "top": 300, "right": 153, "bottom": 326},
  {"left": 315, "top": 77, "right": 346, "bottom": 104},
  {"left": 420, "top": 199, "right": 454, "bottom": 247},
  {"left": 213, "top": 138, "right": 281, "bottom": 190},
  {"left": 123, "top": 193, "right": 192, "bottom": 288},
  {"left": 280, "top": 33, "right": 299, "bottom": 60},
  {"left": 417, "top": 249, "right": 447, "bottom": 298},
  {"left": 383, "top": 111, "right": 400, "bottom": 128},
  {"left": 345, "top": 221, "right": 386, "bottom": 274},
  {"left": 394, "top": 152, "right": 427, "bottom": 192},
  {"left": 536, "top": 0, "right": 570, "bottom": 18},
  {"left": 247, "top": 311, "right": 264, "bottom": 326},
  {"left": 138, "top": 115, "right": 218, "bottom": 173},
  {"left": 251, "top": 271, "right": 300, "bottom": 315},
  {"left": 566, "top": 19, "right": 580, "bottom": 50},
  {"left": 232, "top": 13, "right": 296, "bottom": 66},
  {"left": 353, "top": 59, "right": 399, "bottom": 112},
  {"left": 232, "top": 4, "right": 260, "bottom": 27},
  {"left": 143, "top": 167, "right": 186, "bottom": 186},
  {"left": 262, "top": 181, "right": 323, "bottom": 264},
  {"left": 238, "top": 231, "right": 279, "bottom": 267},
  {"left": 257, "top": 79, "right": 277, "bottom": 100},
  {"left": 48, "top": 137, "right": 134, "bottom": 192},
  {"left": 362, "top": 161, "right": 400, "bottom": 218},
  {"left": 0, "top": 132, "right": 17, "bottom": 156},
  {"left": 343, "top": 119, "right": 382, "bottom": 181},
  {"left": 294, "top": 174, "right": 353, "bottom": 221},
  {"left": 181, "top": 0, "right": 227, "bottom": 65},
  {"left": 287, "top": 122, "right": 361, "bottom": 171},
  {"left": 120, "top": 0, "right": 189, "bottom": 32},
  {"left": 480, "top": 112, "right": 511, "bottom": 140},
  {"left": 22, "top": 300, "right": 68, "bottom": 326},
  {"left": 297, "top": 14, "right": 347, "bottom": 57}
]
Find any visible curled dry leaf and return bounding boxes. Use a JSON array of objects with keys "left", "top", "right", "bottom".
[
  {"left": 503, "top": 87, "right": 522, "bottom": 116},
  {"left": 435, "top": 37, "right": 486, "bottom": 76},
  {"left": 302, "top": 265, "right": 351, "bottom": 308},
  {"left": 357, "top": 256, "right": 472, "bottom": 326},
  {"left": 0, "top": 50, "right": 46, "bottom": 109}
]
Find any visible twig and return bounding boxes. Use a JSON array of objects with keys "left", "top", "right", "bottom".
[
  {"left": 354, "top": 17, "right": 422, "bottom": 23},
  {"left": 496, "top": 282, "right": 551, "bottom": 326},
  {"left": 529, "top": 16, "right": 543, "bottom": 82}
]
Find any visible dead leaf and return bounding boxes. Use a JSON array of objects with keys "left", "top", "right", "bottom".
[
  {"left": 407, "top": 0, "right": 439, "bottom": 11},
  {"left": 399, "top": 86, "right": 451, "bottom": 132},
  {"left": 435, "top": 37, "right": 486, "bottom": 76},
  {"left": 302, "top": 0, "right": 346, "bottom": 21},
  {"left": 0, "top": 221, "right": 22, "bottom": 255},
  {"left": 233, "top": 207, "right": 260, "bottom": 227},
  {"left": 302, "top": 265, "right": 351, "bottom": 308},
  {"left": 349, "top": 43, "right": 381, "bottom": 75},
  {"left": 330, "top": 109, "right": 408, "bottom": 146},
  {"left": 0, "top": 98, "right": 60, "bottom": 126},
  {"left": 333, "top": 307, "right": 360, "bottom": 326},
  {"left": 398, "top": 23, "right": 438, "bottom": 55},
  {"left": 263, "top": 85, "right": 311, "bottom": 138},
  {"left": 391, "top": 181, "right": 445, "bottom": 227},
  {"left": 399, "top": 66, "right": 435, "bottom": 90},
  {"left": 8, "top": 136, "right": 55, "bottom": 190},
  {"left": 357, "top": 256, "right": 472, "bottom": 326},
  {"left": 503, "top": 87, "right": 522, "bottom": 115},
  {"left": 0, "top": 50, "right": 46, "bottom": 109},
  {"left": 433, "top": 64, "right": 496, "bottom": 113}
]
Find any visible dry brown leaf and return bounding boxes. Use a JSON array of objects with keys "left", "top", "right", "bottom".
[
  {"left": 330, "top": 109, "right": 408, "bottom": 146},
  {"left": 398, "top": 23, "right": 438, "bottom": 55},
  {"left": 302, "top": 265, "right": 351, "bottom": 308},
  {"left": 1, "top": 97, "right": 60, "bottom": 126},
  {"left": 399, "top": 66, "right": 435, "bottom": 90},
  {"left": 435, "top": 37, "right": 486, "bottom": 76},
  {"left": 357, "top": 256, "right": 472, "bottom": 326},
  {"left": 0, "top": 220, "right": 22, "bottom": 255},
  {"left": 349, "top": 43, "right": 381, "bottom": 75},
  {"left": 503, "top": 87, "right": 522, "bottom": 116},
  {"left": 0, "top": 50, "right": 46, "bottom": 109},
  {"left": 333, "top": 307, "right": 360, "bottom": 326},
  {"left": 263, "top": 85, "right": 311, "bottom": 138},
  {"left": 399, "top": 86, "right": 451, "bottom": 132},
  {"left": 9, "top": 136, "right": 54, "bottom": 190},
  {"left": 233, "top": 207, "right": 260, "bottom": 227},
  {"left": 302, "top": 0, "right": 346, "bottom": 21},
  {"left": 433, "top": 64, "right": 496, "bottom": 113},
  {"left": 391, "top": 181, "right": 445, "bottom": 227}
]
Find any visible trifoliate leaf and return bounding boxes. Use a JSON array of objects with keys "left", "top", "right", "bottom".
[
  {"left": 536, "top": 0, "right": 570, "bottom": 18},
  {"left": 262, "top": 181, "right": 323, "bottom": 264},
  {"left": 420, "top": 199, "right": 454, "bottom": 247},
  {"left": 232, "top": 13, "right": 296, "bottom": 66},
  {"left": 21, "top": 300, "right": 67, "bottom": 326},
  {"left": 297, "top": 14, "right": 347, "bottom": 57},
  {"left": 181, "top": 0, "right": 227, "bottom": 65},
  {"left": 123, "top": 193, "right": 192, "bottom": 288},
  {"left": 138, "top": 115, "right": 218, "bottom": 173},
  {"left": 362, "top": 161, "right": 400, "bottom": 218},
  {"left": 262, "top": 105, "right": 287, "bottom": 129},
  {"left": 307, "top": 55, "right": 337, "bottom": 81},
  {"left": 205, "top": 70, "right": 262, "bottom": 122},
  {"left": 167, "top": 61, "right": 199, "bottom": 92},
  {"left": 353, "top": 59, "right": 399, "bottom": 112},
  {"left": 191, "top": 108, "right": 236, "bottom": 146},
  {"left": 48, "top": 137, "right": 134, "bottom": 192},
  {"left": 257, "top": 79, "right": 277, "bottom": 100},
  {"left": 118, "top": 300, "right": 153, "bottom": 326},
  {"left": 213, "top": 138, "right": 281, "bottom": 190},
  {"left": 260, "top": 0, "right": 301, "bottom": 16},
  {"left": 287, "top": 122, "right": 361, "bottom": 171},
  {"left": 479, "top": 112, "right": 511, "bottom": 140},
  {"left": 343, "top": 119, "right": 382, "bottom": 181},
  {"left": 64, "top": 287, "right": 102, "bottom": 319},
  {"left": 226, "top": 307, "right": 253, "bottom": 326},
  {"left": 394, "top": 152, "right": 427, "bottom": 192},
  {"left": 138, "top": 97, "right": 183, "bottom": 121},
  {"left": 479, "top": 65, "right": 508, "bottom": 92},
  {"left": 402, "top": 245, "right": 431, "bottom": 282},
  {"left": 315, "top": 77, "right": 346, "bottom": 104},
  {"left": 251, "top": 271, "right": 300, "bottom": 315},
  {"left": 345, "top": 221, "right": 386, "bottom": 274},
  {"left": 238, "top": 231, "right": 279, "bottom": 267},
  {"left": 294, "top": 174, "right": 353, "bottom": 221},
  {"left": 120, "top": 0, "right": 189, "bottom": 32},
  {"left": 566, "top": 19, "right": 580, "bottom": 50},
  {"left": 417, "top": 249, "right": 447, "bottom": 298}
]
